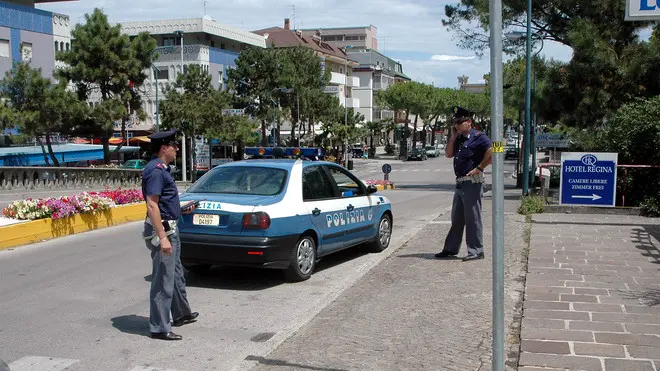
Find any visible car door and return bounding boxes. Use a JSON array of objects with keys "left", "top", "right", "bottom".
[
  {"left": 301, "top": 165, "right": 347, "bottom": 255},
  {"left": 323, "top": 164, "right": 375, "bottom": 248}
]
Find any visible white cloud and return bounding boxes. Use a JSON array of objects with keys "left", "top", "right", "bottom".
[{"left": 431, "top": 54, "right": 477, "bottom": 62}]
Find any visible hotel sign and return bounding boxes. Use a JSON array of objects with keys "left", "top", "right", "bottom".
[{"left": 625, "top": 0, "right": 660, "bottom": 20}]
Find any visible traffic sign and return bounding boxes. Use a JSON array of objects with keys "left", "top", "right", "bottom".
[
  {"left": 560, "top": 152, "right": 618, "bottom": 207},
  {"left": 382, "top": 164, "right": 392, "bottom": 174},
  {"left": 536, "top": 133, "right": 570, "bottom": 148}
]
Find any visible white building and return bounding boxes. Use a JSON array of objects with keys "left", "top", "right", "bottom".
[{"left": 117, "top": 15, "right": 267, "bottom": 135}]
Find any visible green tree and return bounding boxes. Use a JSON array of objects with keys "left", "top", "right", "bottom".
[
  {"left": 56, "top": 8, "right": 156, "bottom": 163},
  {"left": 159, "top": 64, "right": 233, "bottom": 181},
  {"left": 0, "top": 63, "right": 87, "bottom": 166}
]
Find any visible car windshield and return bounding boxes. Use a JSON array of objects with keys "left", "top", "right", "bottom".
[{"left": 186, "top": 166, "right": 288, "bottom": 196}]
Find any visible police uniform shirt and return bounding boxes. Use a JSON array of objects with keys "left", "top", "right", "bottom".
[
  {"left": 142, "top": 157, "right": 181, "bottom": 220},
  {"left": 453, "top": 129, "right": 492, "bottom": 177}
]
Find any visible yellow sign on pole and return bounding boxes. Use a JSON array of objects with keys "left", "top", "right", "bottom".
[{"left": 492, "top": 141, "right": 504, "bottom": 153}]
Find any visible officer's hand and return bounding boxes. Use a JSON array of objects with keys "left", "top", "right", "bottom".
[
  {"left": 467, "top": 167, "right": 482, "bottom": 177},
  {"left": 160, "top": 238, "right": 173, "bottom": 256},
  {"left": 182, "top": 204, "right": 196, "bottom": 215}
]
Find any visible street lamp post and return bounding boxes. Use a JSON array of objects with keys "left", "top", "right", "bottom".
[
  {"left": 530, "top": 38, "right": 544, "bottom": 183},
  {"left": 174, "top": 30, "right": 186, "bottom": 182},
  {"left": 149, "top": 46, "right": 176, "bottom": 132},
  {"left": 523, "top": 0, "right": 533, "bottom": 196}
]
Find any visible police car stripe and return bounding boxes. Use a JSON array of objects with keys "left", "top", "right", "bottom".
[{"left": 7, "top": 356, "right": 78, "bottom": 371}]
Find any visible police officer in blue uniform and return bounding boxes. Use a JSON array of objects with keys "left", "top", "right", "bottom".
[
  {"left": 142, "top": 129, "right": 199, "bottom": 340},
  {"left": 435, "top": 106, "right": 493, "bottom": 261}
]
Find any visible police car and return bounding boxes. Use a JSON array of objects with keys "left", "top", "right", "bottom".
[{"left": 178, "top": 158, "right": 393, "bottom": 282}]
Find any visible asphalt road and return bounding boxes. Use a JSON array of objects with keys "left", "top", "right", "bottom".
[{"left": 0, "top": 155, "right": 515, "bottom": 371}]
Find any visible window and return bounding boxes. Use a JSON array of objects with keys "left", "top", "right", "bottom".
[
  {"left": 187, "top": 166, "right": 288, "bottom": 196},
  {"left": 54, "top": 41, "right": 58, "bottom": 52},
  {"left": 325, "top": 166, "right": 365, "bottom": 197},
  {"left": 302, "top": 166, "right": 336, "bottom": 201},
  {"left": 21, "top": 43, "right": 32, "bottom": 62},
  {"left": 0, "top": 39, "right": 9, "bottom": 58},
  {"left": 65, "top": 43, "right": 70, "bottom": 51},
  {"left": 163, "top": 37, "right": 175, "bottom": 46}
]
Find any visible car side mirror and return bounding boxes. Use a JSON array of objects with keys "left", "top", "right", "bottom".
[{"left": 367, "top": 184, "right": 378, "bottom": 194}]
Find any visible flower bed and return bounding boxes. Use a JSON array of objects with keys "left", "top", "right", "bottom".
[{"left": 2, "top": 188, "right": 143, "bottom": 221}]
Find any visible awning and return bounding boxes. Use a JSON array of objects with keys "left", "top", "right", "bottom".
[
  {"left": 130, "top": 136, "right": 151, "bottom": 143},
  {"left": 108, "top": 137, "right": 123, "bottom": 145}
]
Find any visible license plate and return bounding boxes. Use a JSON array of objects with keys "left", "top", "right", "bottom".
[{"left": 193, "top": 214, "right": 219, "bottom": 226}]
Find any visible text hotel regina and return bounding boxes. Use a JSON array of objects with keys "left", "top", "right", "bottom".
[{"left": 119, "top": 15, "right": 267, "bottom": 135}]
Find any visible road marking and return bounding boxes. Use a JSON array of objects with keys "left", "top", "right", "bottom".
[
  {"left": 8, "top": 356, "right": 78, "bottom": 371},
  {"left": 428, "top": 221, "right": 452, "bottom": 224},
  {"left": 128, "top": 367, "right": 182, "bottom": 371}
]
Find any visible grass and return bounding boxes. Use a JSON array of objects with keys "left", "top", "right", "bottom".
[{"left": 517, "top": 195, "right": 545, "bottom": 216}]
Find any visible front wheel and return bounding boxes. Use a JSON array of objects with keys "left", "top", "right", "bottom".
[
  {"left": 285, "top": 235, "right": 317, "bottom": 282},
  {"left": 366, "top": 214, "right": 392, "bottom": 252}
]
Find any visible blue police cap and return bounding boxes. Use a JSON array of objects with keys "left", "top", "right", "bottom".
[
  {"left": 452, "top": 106, "right": 473, "bottom": 122},
  {"left": 148, "top": 129, "right": 178, "bottom": 144}
]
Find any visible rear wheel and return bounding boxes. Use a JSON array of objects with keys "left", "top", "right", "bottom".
[
  {"left": 366, "top": 214, "right": 392, "bottom": 252},
  {"left": 285, "top": 235, "right": 316, "bottom": 282}
]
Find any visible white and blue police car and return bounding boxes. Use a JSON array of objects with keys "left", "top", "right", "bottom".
[{"left": 178, "top": 159, "right": 393, "bottom": 282}]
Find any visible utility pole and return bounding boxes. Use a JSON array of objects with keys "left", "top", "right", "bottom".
[{"left": 489, "top": 0, "right": 505, "bottom": 369}]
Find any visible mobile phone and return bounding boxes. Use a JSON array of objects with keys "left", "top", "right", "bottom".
[{"left": 180, "top": 199, "right": 202, "bottom": 211}]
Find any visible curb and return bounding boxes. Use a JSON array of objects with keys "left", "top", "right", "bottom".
[
  {"left": 375, "top": 184, "right": 396, "bottom": 191},
  {"left": 0, "top": 203, "right": 146, "bottom": 251}
]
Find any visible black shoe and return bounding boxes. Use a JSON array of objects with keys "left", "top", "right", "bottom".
[
  {"left": 434, "top": 251, "right": 458, "bottom": 259},
  {"left": 462, "top": 253, "right": 485, "bottom": 261},
  {"left": 173, "top": 312, "right": 199, "bottom": 327},
  {"left": 151, "top": 332, "right": 182, "bottom": 340}
]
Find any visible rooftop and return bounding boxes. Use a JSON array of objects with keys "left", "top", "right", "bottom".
[
  {"left": 252, "top": 26, "right": 354, "bottom": 63},
  {"left": 120, "top": 16, "right": 266, "bottom": 48}
]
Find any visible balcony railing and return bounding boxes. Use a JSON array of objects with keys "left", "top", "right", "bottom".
[
  {"left": 329, "top": 72, "right": 347, "bottom": 85},
  {"left": 0, "top": 167, "right": 142, "bottom": 190}
]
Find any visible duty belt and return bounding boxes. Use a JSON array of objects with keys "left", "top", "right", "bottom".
[
  {"left": 456, "top": 173, "right": 485, "bottom": 184},
  {"left": 143, "top": 218, "right": 178, "bottom": 246}
]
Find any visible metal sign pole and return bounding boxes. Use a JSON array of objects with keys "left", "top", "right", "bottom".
[{"left": 489, "top": 0, "right": 505, "bottom": 368}]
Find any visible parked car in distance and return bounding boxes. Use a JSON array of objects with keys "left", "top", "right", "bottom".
[
  {"left": 407, "top": 148, "right": 428, "bottom": 161},
  {"left": 424, "top": 146, "right": 440, "bottom": 157},
  {"left": 121, "top": 159, "right": 148, "bottom": 170}
]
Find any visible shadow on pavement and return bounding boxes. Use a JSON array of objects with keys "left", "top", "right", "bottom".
[
  {"left": 181, "top": 246, "right": 372, "bottom": 290},
  {"left": 110, "top": 314, "right": 151, "bottom": 337},
  {"left": 244, "top": 355, "right": 348, "bottom": 371},
  {"left": 619, "top": 288, "right": 660, "bottom": 306},
  {"left": 395, "top": 252, "right": 460, "bottom": 260},
  {"left": 635, "top": 225, "right": 660, "bottom": 265}
]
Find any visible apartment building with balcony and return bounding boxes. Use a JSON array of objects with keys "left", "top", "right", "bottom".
[
  {"left": 299, "top": 25, "right": 378, "bottom": 51},
  {"left": 118, "top": 15, "right": 267, "bottom": 134},
  {"left": 252, "top": 18, "right": 360, "bottom": 138},
  {"left": 0, "top": 0, "right": 73, "bottom": 80},
  {"left": 345, "top": 47, "right": 410, "bottom": 123}
]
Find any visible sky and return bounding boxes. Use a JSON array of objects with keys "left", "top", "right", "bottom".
[{"left": 38, "top": 0, "right": 575, "bottom": 88}]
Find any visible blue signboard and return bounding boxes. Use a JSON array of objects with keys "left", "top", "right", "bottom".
[{"left": 560, "top": 152, "right": 618, "bottom": 207}]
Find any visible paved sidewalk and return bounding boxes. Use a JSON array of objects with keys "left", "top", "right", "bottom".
[
  {"left": 244, "top": 189, "right": 528, "bottom": 371},
  {"left": 519, "top": 214, "right": 660, "bottom": 371}
]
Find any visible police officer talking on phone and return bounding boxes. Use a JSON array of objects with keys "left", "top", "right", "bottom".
[
  {"left": 142, "top": 129, "right": 199, "bottom": 340},
  {"left": 435, "top": 106, "right": 492, "bottom": 261}
]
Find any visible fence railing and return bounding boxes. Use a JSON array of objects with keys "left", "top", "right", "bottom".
[
  {"left": 0, "top": 167, "right": 142, "bottom": 190},
  {"left": 537, "top": 163, "right": 660, "bottom": 207}
]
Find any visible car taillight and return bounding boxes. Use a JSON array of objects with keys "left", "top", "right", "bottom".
[{"left": 242, "top": 212, "right": 271, "bottom": 229}]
